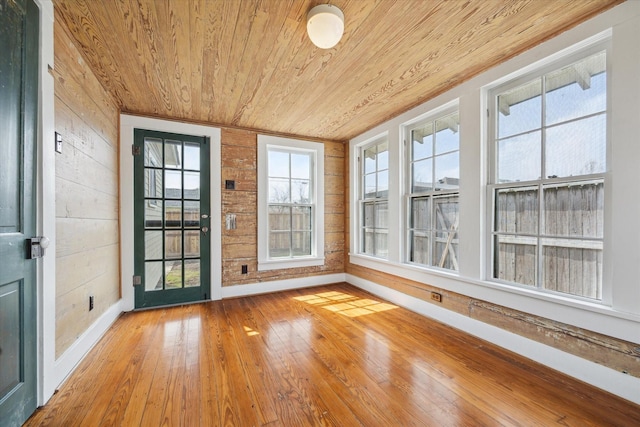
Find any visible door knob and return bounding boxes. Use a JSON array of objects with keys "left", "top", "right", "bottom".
[{"left": 26, "top": 236, "right": 50, "bottom": 259}]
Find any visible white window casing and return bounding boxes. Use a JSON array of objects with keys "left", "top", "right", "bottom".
[
  {"left": 358, "top": 136, "right": 390, "bottom": 259},
  {"left": 487, "top": 45, "right": 609, "bottom": 302},
  {"left": 257, "top": 135, "right": 324, "bottom": 271},
  {"left": 404, "top": 108, "right": 460, "bottom": 272}
]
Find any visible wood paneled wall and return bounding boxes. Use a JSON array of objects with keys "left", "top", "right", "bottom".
[
  {"left": 221, "top": 128, "right": 344, "bottom": 286},
  {"left": 343, "top": 150, "right": 640, "bottom": 379},
  {"left": 53, "top": 14, "right": 121, "bottom": 358}
]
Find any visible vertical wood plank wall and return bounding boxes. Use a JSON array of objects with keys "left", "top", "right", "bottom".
[
  {"left": 53, "top": 14, "right": 121, "bottom": 358},
  {"left": 343, "top": 150, "right": 640, "bottom": 378},
  {"left": 221, "top": 128, "right": 344, "bottom": 286}
]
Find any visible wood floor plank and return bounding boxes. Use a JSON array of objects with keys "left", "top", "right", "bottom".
[
  {"left": 97, "top": 309, "right": 166, "bottom": 426},
  {"left": 48, "top": 311, "right": 149, "bottom": 426},
  {"left": 183, "top": 307, "right": 204, "bottom": 426},
  {"left": 221, "top": 298, "right": 282, "bottom": 424},
  {"left": 159, "top": 305, "right": 191, "bottom": 425},
  {"left": 138, "top": 307, "right": 185, "bottom": 426},
  {"left": 118, "top": 310, "right": 168, "bottom": 426},
  {"left": 216, "top": 301, "right": 264, "bottom": 426},
  {"left": 197, "top": 301, "right": 221, "bottom": 426},
  {"left": 273, "top": 291, "right": 427, "bottom": 427},
  {"left": 25, "top": 283, "right": 640, "bottom": 426},
  {"left": 243, "top": 295, "right": 363, "bottom": 426},
  {"left": 287, "top": 287, "right": 503, "bottom": 426},
  {"left": 237, "top": 294, "right": 324, "bottom": 426}
]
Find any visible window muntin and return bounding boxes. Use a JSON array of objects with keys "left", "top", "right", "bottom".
[
  {"left": 491, "top": 50, "right": 606, "bottom": 300},
  {"left": 267, "top": 148, "right": 314, "bottom": 259},
  {"left": 360, "top": 139, "right": 388, "bottom": 258},
  {"left": 257, "top": 135, "right": 324, "bottom": 271},
  {"left": 406, "top": 111, "right": 460, "bottom": 271}
]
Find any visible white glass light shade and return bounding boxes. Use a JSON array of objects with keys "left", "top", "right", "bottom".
[{"left": 306, "top": 4, "right": 344, "bottom": 49}]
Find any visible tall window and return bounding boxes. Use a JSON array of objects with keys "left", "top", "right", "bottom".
[
  {"left": 360, "top": 138, "right": 389, "bottom": 258},
  {"left": 257, "top": 135, "right": 324, "bottom": 270},
  {"left": 490, "top": 49, "right": 606, "bottom": 300},
  {"left": 406, "top": 111, "right": 460, "bottom": 270},
  {"left": 267, "top": 149, "right": 313, "bottom": 258}
]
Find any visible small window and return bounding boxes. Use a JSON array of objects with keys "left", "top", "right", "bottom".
[
  {"left": 257, "top": 135, "right": 324, "bottom": 270},
  {"left": 359, "top": 138, "right": 389, "bottom": 258},
  {"left": 406, "top": 111, "right": 460, "bottom": 270},
  {"left": 489, "top": 49, "right": 606, "bottom": 300}
]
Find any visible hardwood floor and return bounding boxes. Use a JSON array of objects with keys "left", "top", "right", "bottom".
[{"left": 26, "top": 283, "right": 640, "bottom": 426}]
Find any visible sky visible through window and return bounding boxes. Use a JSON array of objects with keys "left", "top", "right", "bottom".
[
  {"left": 412, "top": 121, "right": 459, "bottom": 189},
  {"left": 164, "top": 142, "right": 200, "bottom": 195},
  {"left": 268, "top": 150, "right": 311, "bottom": 204},
  {"left": 497, "top": 55, "right": 606, "bottom": 183}
]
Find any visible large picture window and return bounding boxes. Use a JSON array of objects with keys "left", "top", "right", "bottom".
[
  {"left": 257, "top": 135, "right": 324, "bottom": 271},
  {"left": 490, "top": 49, "right": 606, "bottom": 300},
  {"left": 359, "top": 138, "right": 389, "bottom": 258},
  {"left": 406, "top": 111, "right": 460, "bottom": 270}
]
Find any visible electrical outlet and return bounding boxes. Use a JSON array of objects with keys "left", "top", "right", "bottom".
[
  {"left": 430, "top": 292, "right": 442, "bottom": 303},
  {"left": 241, "top": 265, "right": 248, "bottom": 274},
  {"left": 89, "top": 295, "right": 94, "bottom": 311}
]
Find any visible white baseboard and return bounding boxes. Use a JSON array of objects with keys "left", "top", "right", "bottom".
[
  {"left": 345, "top": 273, "right": 640, "bottom": 406},
  {"left": 221, "top": 273, "right": 346, "bottom": 299},
  {"left": 51, "top": 300, "right": 124, "bottom": 391}
]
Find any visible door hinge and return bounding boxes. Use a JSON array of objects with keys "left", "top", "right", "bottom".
[
  {"left": 133, "top": 275, "right": 142, "bottom": 286},
  {"left": 132, "top": 145, "right": 141, "bottom": 156}
]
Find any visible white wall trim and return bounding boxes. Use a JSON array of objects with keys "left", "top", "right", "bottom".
[
  {"left": 119, "top": 115, "right": 223, "bottom": 309},
  {"left": 345, "top": 273, "right": 640, "bottom": 406},
  {"left": 35, "top": 0, "right": 57, "bottom": 405},
  {"left": 349, "top": 132, "right": 389, "bottom": 258},
  {"left": 52, "top": 300, "right": 124, "bottom": 390},
  {"left": 256, "top": 135, "right": 325, "bottom": 271},
  {"left": 221, "top": 273, "right": 346, "bottom": 299}
]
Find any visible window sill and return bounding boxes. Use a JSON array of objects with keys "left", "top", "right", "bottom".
[{"left": 258, "top": 256, "right": 325, "bottom": 271}]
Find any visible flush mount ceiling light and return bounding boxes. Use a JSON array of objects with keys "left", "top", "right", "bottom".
[{"left": 306, "top": 4, "right": 344, "bottom": 49}]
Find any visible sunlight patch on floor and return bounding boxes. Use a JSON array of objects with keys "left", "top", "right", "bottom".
[
  {"left": 244, "top": 326, "right": 259, "bottom": 336},
  {"left": 293, "top": 291, "right": 398, "bottom": 317}
]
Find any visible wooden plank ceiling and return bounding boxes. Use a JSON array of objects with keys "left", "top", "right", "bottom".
[{"left": 53, "top": 0, "right": 621, "bottom": 142}]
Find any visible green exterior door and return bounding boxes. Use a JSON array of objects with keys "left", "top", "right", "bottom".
[
  {"left": 134, "top": 129, "right": 211, "bottom": 309},
  {"left": 0, "top": 0, "right": 39, "bottom": 424}
]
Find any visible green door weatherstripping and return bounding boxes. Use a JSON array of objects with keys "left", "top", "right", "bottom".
[
  {"left": 133, "top": 129, "right": 211, "bottom": 309},
  {"left": 0, "top": 0, "right": 39, "bottom": 425}
]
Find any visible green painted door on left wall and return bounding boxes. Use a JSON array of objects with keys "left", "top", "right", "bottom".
[
  {"left": 133, "top": 129, "right": 211, "bottom": 309},
  {"left": 0, "top": 0, "right": 39, "bottom": 425}
]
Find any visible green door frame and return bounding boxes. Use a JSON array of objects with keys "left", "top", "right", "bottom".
[{"left": 133, "top": 129, "right": 211, "bottom": 309}]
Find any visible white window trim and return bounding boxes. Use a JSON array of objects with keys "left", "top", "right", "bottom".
[
  {"left": 403, "top": 105, "right": 460, "bottom": 271},
  {"left": 257, "top": 135, "right": 324, "bottom": 271},
  {"left": 486, "top": 41, "right": 610, "bottom": 303},
  {"left": 355, "top": 134, "right": 389, "bottom": 259}
]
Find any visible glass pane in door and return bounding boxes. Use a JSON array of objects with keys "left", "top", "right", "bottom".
[{"left": 137, "top": 132, "right": 207, "bottom": 305}]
